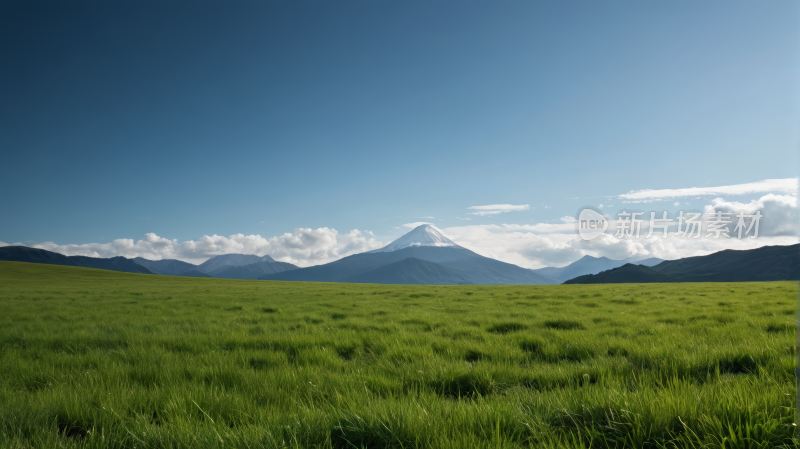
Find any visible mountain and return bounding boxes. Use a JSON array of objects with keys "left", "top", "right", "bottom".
[
  {"left": 341, "top": 257, "right": 472, "bottom": 285},
  {"left": 196, "top": 254, "right": 276, "bottom": 274},
  {"left": 533, "top": 255, "right": 664, "bottom": 283},
  {"left": 564, "top": 244, "right": 800, "bottom": 284},
  {"left": 635, "top": 257, "right": 664, "bottom": 267},
  {"left": 131, "top": 257, "right": 199, "bottom": 276},
  {"left": 211, "top": 260, "right": 299, "bottom": 279},
  {"left": 261, "top": 225, "right": 558, "bottom": 285},
  {"left": 367, "top": 225, "right": 458, "bottom": 252},
  {"left": 0, "top": 246, "right": 153, "bottom": 274}
]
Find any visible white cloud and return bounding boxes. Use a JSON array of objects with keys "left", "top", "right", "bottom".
[
  {"left": 468, "top": 211, "right": 502, "bottom": 216},
  {"left": 620, "top": 178, "right": 797, "bottom": 200},
  {"left": 33, "top": 233, "right": 181, "bottom": 261},
  {"left": 467, "top": 204, "right": 529, "bottom": 216},
  {"left": 21, "top": 229, "right": 384, "bottom": 267},
  {"left": 469, "top": 204, "right": 530, "bottom": 212},
  {"left": 443, "top": 225, "right": 584, "bottom": 267},
  {"left": 399, "top": 222, "right": 433, "bottom": 228},
  {"left": 453, "top": 217, "right": 472, "bottom": 221},
  {"left": 704, "top": 194, "right": 798, "bottom": 237},
  {"left": 418, "top": 216, "right": 435, "bottom": 219},
  {"left": 560, "top": 216, "right": 577, "bottom": 223},
  {"left": 439, "top": 193, "right": 798, "bottom": 269},
  {"left": 673, "top": 202, "right": 680, "bottom": 206},
  {"left": 598, "top": 204, "right": 604, "bottom": 209}
]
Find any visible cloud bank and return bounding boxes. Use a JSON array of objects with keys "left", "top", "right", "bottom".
[
  {"left": 440, "top": 193, "right": 798, "bottom": 269},
  {"left": 4, "top": 228, "right": 383, "bottom": 267},
  {"left": 619, "top": 178, "right": 797, "bottom": 200},
  {"left": 467, "top": 204, "right": 530, "bottom": 216},
  {"left": 704, "top": 194, "right": 798, "bottom": 238}
]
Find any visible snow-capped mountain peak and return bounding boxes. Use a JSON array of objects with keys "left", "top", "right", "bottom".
[{"left": 370, "top": 224, "right": 460, "bottom": 253}]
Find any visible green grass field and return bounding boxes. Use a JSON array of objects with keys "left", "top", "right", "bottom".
[{"left": 0, "top": 261, "right": 796, "bottom": 448}]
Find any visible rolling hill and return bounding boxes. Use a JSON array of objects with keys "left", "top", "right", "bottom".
[
  {"left": 564, "top": 243, "right": 800, "bottom": 284},
  {"left": 131, "top": 257, "right": 202, "bottom": 276},
  {"left": 0, "top": 246, "right": 296, "bottom": 279},
  {"left": 533, "top": 255, "right": 664, "bottom": 283},
  {"left": 0, "top": 246, "right": 153, "bottom": 274}
]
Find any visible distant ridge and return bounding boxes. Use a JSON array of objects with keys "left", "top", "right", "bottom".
[
  {"left": 564, "top": 244, "right": 800, "bottom": 284},
  {"left": 533, "top": 255, "right": 664, "bottom": 283},
  {"left": 132, "top": 254, "right": 297, "bottom": 279},
  {"left": 0, "top": 246, "right": 153, "bottom": 274},
  {"left": 196, "top": 254, "right": 277, "bottom": 275},
  {"left": 0, "top": 246, "right": 73, "bottom": 265}
]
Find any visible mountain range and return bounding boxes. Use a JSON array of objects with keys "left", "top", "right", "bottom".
[
  {"left": 532, "top": 255, "right": 664, "bottom": 283},
  {"left": 1, "top": 226, "right": 796, "bottom": 285},
  {"left": 564, "top": 243, "right": 800, "bottom": 284},
  {"left": 132, "top": 253, "right": 299, "bottom": 279},
  {"left": 0, "top": 246, "right": 298, "bottom": 280},
  {"left": 0, "top": 225, "right": 556, "bottom": 285},
  {"left": 208, "top": 260, "right": 299, "bottom": 280},
  {"left": 260, "top": 225, "right": 558, "bottom": 285}
]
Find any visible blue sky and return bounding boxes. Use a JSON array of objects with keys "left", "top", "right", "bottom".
[{"left": 1, "top": 1, "right": 798, "bottom": 266}]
